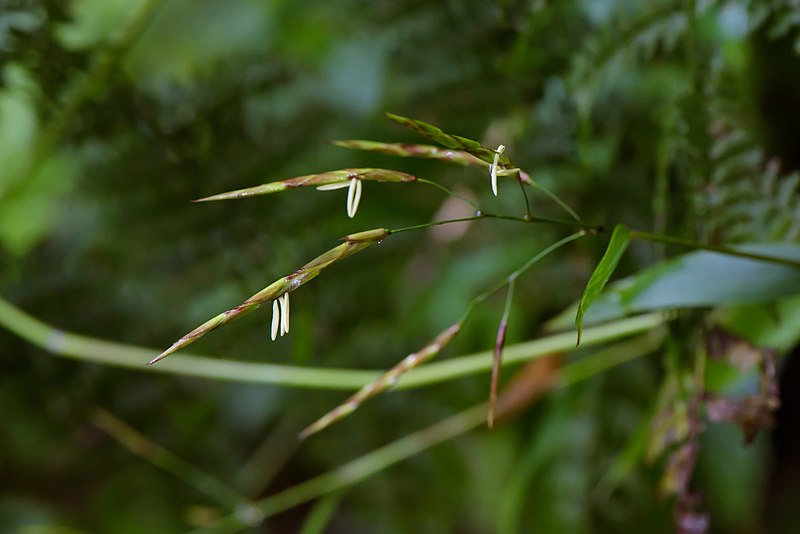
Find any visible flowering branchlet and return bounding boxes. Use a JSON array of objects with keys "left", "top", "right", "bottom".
[
  {"left": 298, "top": 321, "right": 463, "bottom": 440},
  {"left": 148, "top": 228, "right": 390, "bottom": 365},
  {"left": 193, "top": 169, "right": 415, "bottom": 202},
  {"left": 385, "top": 113, "right": 512, "bottom": 166},
  {"left": 333, "top": 140, "right": 486, "bottom": 167}
]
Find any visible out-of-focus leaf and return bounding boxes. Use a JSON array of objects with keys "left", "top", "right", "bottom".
[
  {"left": 124, "top": 0, "right": 276, "bottom": 89},
  {"left": 552, "top": 243, "right": 800, "bottom": 330},
  {"left": 717, "top": 294, "right": 800, "bottom": 350},
  {"left": 0, "top": 151, "right": 79, "bottom": 256},
  {"left": 696, "top": 423, "right": 768, "bottom": 532},
  {"left": 0, "top": 64, "right": 38, "bottom": 189},
  {"left": 575, "top": 224, "right": 630, "bottom": 344},
  {"left": 56, "top": 0, "right": 149, "bottom": 50}
]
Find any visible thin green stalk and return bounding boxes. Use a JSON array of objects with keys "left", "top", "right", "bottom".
[
  {"left": 630, "top": 230, "right": 800, "bottom": 268},
  {"left": 195, "top": 331, "right": 663, "bottom": 533},
  {"left": 233, "top": 413, "right": 302, "bottom": 498},
  {"left": 91, "top": 408, "right": 249, "bottom": 511},
  {"left": 486, "top": 212, "right": 596, "bottom": 231},
  {"left": 559, "top": 328, "right": 665, "bottom": 386},
  {"left": 298, "top": 491, "right": 344, "bottom": 534},
  {"left": 389, "top": 214, "right": 600, "bottom": 236},
  {"left": 417, "top": 178, "right": 480, "bottom": 210},
  {"left": 464, "top": 232, "right": 586, "bottom": 320},
  {"left": 528, "top": 180, "right": 582, "bottom": 222},
  {"left": 390, "top": 216, "right": 484, "bottom": 234},
  {"left": 592, "top": 403, "right": 654, "bottom": 501},
  {"left": 0, "top": 294, "right": 663, "bottom": 390},
  {"left": 398, "top": 313, "right": 663, "bottom": 389}
]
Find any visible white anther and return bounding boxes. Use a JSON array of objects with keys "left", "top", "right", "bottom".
[
  {"left": 271, "top": 293, "right": 291, "bottom": 340},
  {"left": 280, "top": 293, "right": 290, "bottom": 336},
  {"left": 270, "top": 299, "right": 280, "bottom": 341},
  {"left": 490, "top": 144, "right": 506, "bottom": 197},
  {"left": 346, "top": 178, "right": 362, "bottom": 218}
]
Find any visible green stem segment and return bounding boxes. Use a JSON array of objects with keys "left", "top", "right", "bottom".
[
  {"left": 91, "top": 408, "right": 248, "bottom": 511},
  {"left": 0, "top": 294, "right": 664, "bottom": 389}
]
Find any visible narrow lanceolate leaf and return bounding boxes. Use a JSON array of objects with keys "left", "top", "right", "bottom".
[
  {"left": 333, "top": 140, "right": 487, "bottom": 168},
  {"left": 385, "top": 113, "right": 511, "bottom": 166},
  {"left": 194, "top": 169, "right": 416, "bottom": 202},
  {"left": 299, "top": 322, "right": 462, "bottom": 440},
  {"left": 148, "top": 228, "right": 390, "bottom": 365},
  {"left": 575, "top": 224, "right": 631, "bottom": 345}
]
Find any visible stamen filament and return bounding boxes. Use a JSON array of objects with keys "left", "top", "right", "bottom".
[
  {"left": 281, "top": 293, "right": 290, "bottom": 335},
  {"left": 352, "top": 178, "right": 362, "bottom": 217}
]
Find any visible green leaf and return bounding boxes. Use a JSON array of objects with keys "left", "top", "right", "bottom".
[
  {"left": 575, "top": 224, "right": 630, "bottom": 345},
  {"left": 385, "top": 112, "right": 509, "bottom": 166},
  {"left": 551, "top": 242, "right": 800, "bottom": 331}
]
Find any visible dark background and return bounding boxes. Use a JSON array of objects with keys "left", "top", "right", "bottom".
[{"left": 1, "top": 1, "right": 800, "bottom": 532}]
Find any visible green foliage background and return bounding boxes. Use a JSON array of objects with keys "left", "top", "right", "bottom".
[{"left": 1, "top": 0, "right": 800, "bottom": 532}]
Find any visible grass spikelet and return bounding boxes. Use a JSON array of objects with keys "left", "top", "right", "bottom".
[
  {"left": 148, "top": 228, "right": 390, "bottom": 365},
  {"left": 385, "top": 113, "right": 511, "bottom": 166},
  {"left": 298, "top": 321, "right": 462, "bottom": 440},
  {"left": 333, "top": 140, "right": 486, "bottom": 168},
  {"left": 194, "top": 169, "right": 416, "bottom": 202}
]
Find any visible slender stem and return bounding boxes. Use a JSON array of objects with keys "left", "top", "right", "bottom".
[
  {"left": 390, "top": 216, "right": 483, "bottom": 234},
  {"left": 528, "top": 180, "right": 582, "bottom": 222},
  {"left": 234, "top": 413, "right": 302, "bottom": 498},
  {"left": 298, "top": 491, "right": 344, "bottom": 534},
  {"left": 397, "top": 314, "right": 664, "bottom": 389},
  {"left": 390, "top": 213, "right": 600, "bottom": 235},
  {"left": 90, "top": 408, "right": 249, "bottom": 511},
  {"left": 485, "top": 212, "right": 598, "bottom": 231},
  {"left": 195, "top": 331, "right": 663, "bottom": 533},
  {"left": 463, "top": 232, "right": 586, "bottom": 321},
  {"left": 630, "top": 230, "right": 800, "bottom": 269},
  {"left": 417, "top": 178, "right": 480, "bottom": 210},
  {"left": 0, "top": 294, "right": 663, "bottom": 390}
]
